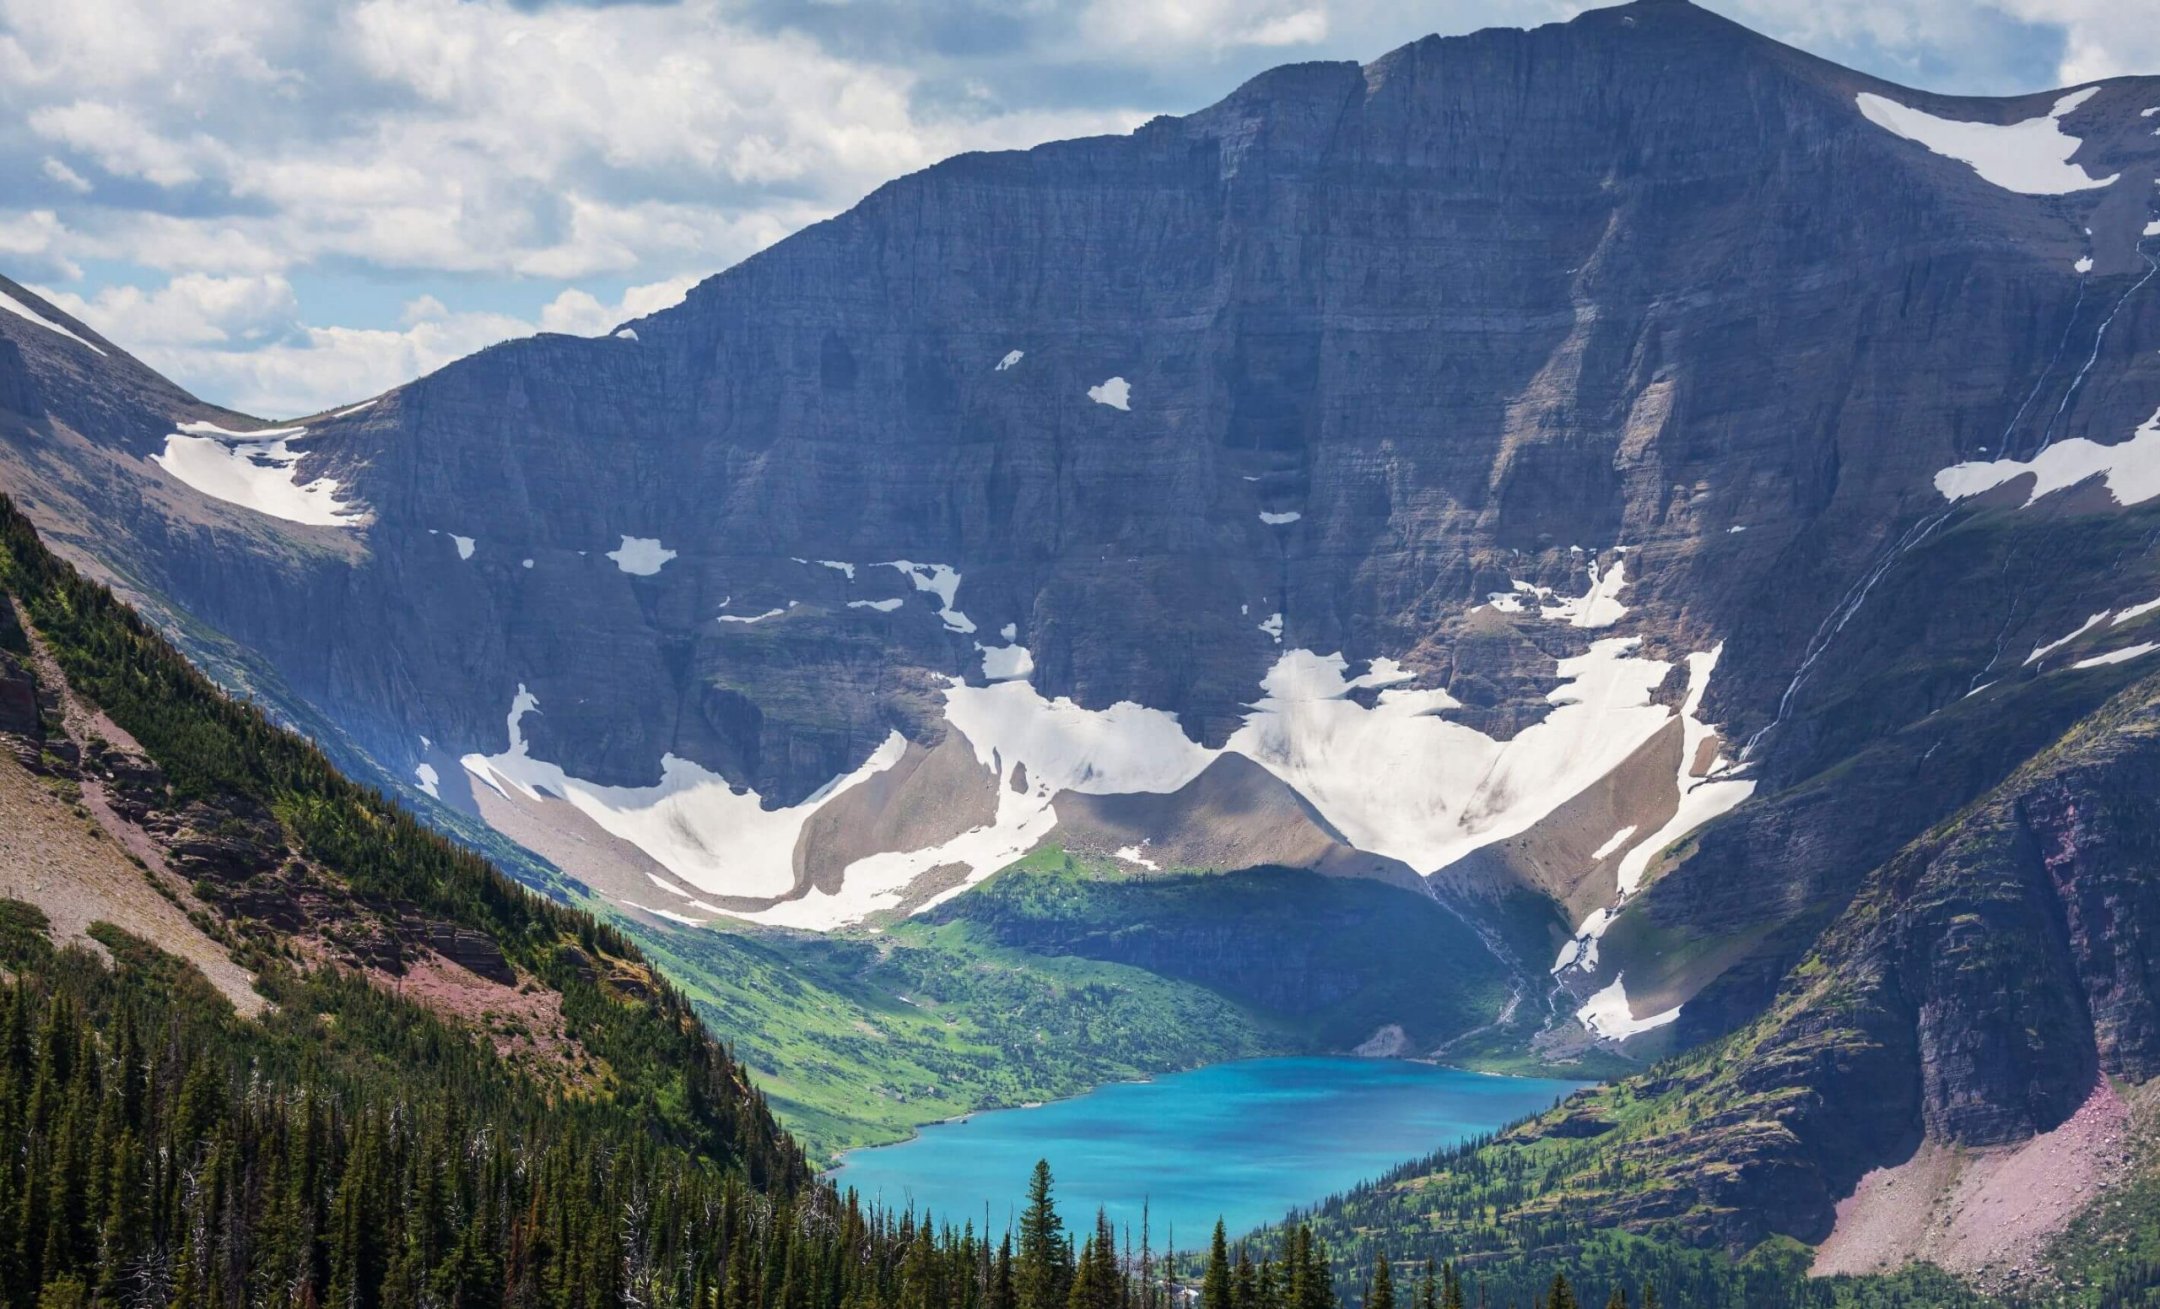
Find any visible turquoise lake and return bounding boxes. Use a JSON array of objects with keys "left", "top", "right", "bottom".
[{"left": 830, "top": 1057, "right": 1585, "bottom": 1240}]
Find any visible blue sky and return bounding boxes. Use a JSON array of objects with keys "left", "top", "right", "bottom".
[{"left": 0, "top": 0, "right": 2145, "bottom": 417}]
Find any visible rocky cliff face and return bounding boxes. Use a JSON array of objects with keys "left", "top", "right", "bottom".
[{"left": 4, "top": 0, "right": 2160, "bottom": 1268}]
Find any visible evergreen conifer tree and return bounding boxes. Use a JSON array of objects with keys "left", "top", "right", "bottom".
[{"left": 1203, "top": 1222, "right": 1233, "bottom": 1309}]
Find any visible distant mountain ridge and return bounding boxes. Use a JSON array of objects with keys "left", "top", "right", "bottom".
[{"left": 5, "top": 0, "right": 2160, "bottom": 1288}]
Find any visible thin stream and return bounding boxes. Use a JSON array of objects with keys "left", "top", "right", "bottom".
[{"left": 1746, "top": 227, "right": 2160, "bottom": 761}]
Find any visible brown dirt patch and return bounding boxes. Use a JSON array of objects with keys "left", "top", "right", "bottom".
[{"left": 0, "top": 751, "right": 262, "bottom": 1015}]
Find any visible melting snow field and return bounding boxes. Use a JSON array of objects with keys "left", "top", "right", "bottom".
[
  {"left": 462, "top": 686, "right": 906, "bottom": 900},
  {"left": 0, "top": 289, "right": 105, "bottom": 355},
  {"left": 606, "top": 535, "right": 677, "bottom": 575},
  {"left": 152, "top": 421, "right": 361, "bottom": 526},
  {"left": 882, "top": 561, "right": 975, "bottom": 632},
  {"left": 1226, "top": 644, "right": 1675, "bottom": 874},
  {"left": 1575, "top": 976, "right": 1681, "bottom": 1040},
  {"left": 461, "top": 533, "right": 1753, "bottom": 938},
  {"left": 2028, "top": 612, "right": 2111, "bottom": 664},
  {"left": 466, "top": 628, "right": 1757, "bottom": 933},
  {"left": 1855, "top": 87, "right": 2118, "bottom": 194},
  {"left": 1936, "top": 406, "right": 2160, "bottom": 509},
  {"left": 1490, "top": 555, "right": 1631, "bottom": 628},
  {"left": 2071, "top": 642, "right": 2160, "bottom": 670},
  {"left": 1554, "top": 646, "right": 1755, "bottom": 1006},
  {"left": 1616, "top": 647, "right": 1753, "bottom": 895}
]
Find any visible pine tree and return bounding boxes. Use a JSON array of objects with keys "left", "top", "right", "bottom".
[
  {"left": 1368, "top": 1254, "right": 1393, "bottom": 1309},
  {"left": 1018, "top": 1162, "right": 1069, "bottom": 1309},
  {"left": 1202, "top": 1223, "right": 1232, "bottom": 1309},
  {"left": 1232, "top": 1245, "right": 1257, "bottom": 1309},
  {"left": 989, "top": 1234, "right": 1016, "bottom": 1309}
]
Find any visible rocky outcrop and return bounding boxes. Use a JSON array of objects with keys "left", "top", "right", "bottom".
[{"left": 424, "top": 923, "right": 517, "bottom": 986}]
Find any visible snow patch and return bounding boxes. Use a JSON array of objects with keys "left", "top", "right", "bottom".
[
  {"left": 1576, "top": 975, "right": 1682, "bottom": 1041},
  {"left": 414, "top": 763, "right": 440, "bottom": 799},
  {"left": 717, "top": 607, "right": 789, "bottom": 625},
  {"left": 2113, "top": 597, "right": 2160, "bottom": 626},
  {"left": 1222, "top": 642, "right": 1676, "bottom": 875},
  {"left": 0, "top": 289, "right": 105, "bottom": 355},
  {"left": 1500, "top": 556, "right": 1632, "bottom": 628},
  {"left": 2028, "top": 611, "right": 2111, "bottom": 664},
  {"left": 152, "top": 421, "right": 361, "bottom": 526},
  {"left": 880, "top": 561, "right": 975, "bottom": 633},
  {"left": 1087, "top": 377, "right": 1130, "bottom": 410},
  {"left": 1258, "top": 612, "right": 1284, "bottom": 642},
  {"left": 1615, "top": 646, "right": 1756, "bottom": 895},
  {"left": 978, "top": 643, "right": 1035, "bottom": 681},
  {"left": 817, "top": 560, "right": 856, "bottom": 579},
  {"left": 2071, "top": 642, "right": 2160, "bottom": 670},
  {"left": 1590, "top": 825, "right": 1640, "bottom": 861},
  {"left": 996, "top": 350, "right": 1024, "bottom": 371},
  {"left": 1936, "top": 406, "right": 2160, "bottom": 509},
  {"left": 462, "top": 685, "right": 906, "bottom": 900},
  {"left": 849, "top": 598, "right": 904, "bottom": 613},
  {"left": 606, "top": 535, "right": 677, "bottom": 575},
  {"left": 1855, "top": 87, "right": 2119, "bottom": 194},
  {"left": 1553, "top": 906, "right": 1618, "bottom": 975},
  {"left": 451, "top": 535, "right": 475, "bottom": 560},
  {"left": 1259, "top": 511, "right": 1302, "bottom": 525},
  {"left": 1115, "top": 844, "right": 1161, "bottom": 872},
  {"left": 621, "top": 900, "right": 704, "bottom": 927},
  {"left": 2075, "top": 255, "right": 2095, "bottom": 274},
  {"left": 615, "top": 328, "right": 639, "bottom": 342}
]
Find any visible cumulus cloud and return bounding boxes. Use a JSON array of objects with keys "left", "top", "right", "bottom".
[
  {"left": 33, "top": 271, "right": 702, "bottom": 417},
  {"left": 0, "top": 0, "right": 2146, "bottom": 412}
]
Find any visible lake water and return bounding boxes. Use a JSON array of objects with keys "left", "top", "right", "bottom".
[{"left": 830, "top": 1057, "right": 1585, "bottom": 1240}]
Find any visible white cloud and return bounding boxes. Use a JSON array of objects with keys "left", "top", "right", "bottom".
[
  {"left": 33, "top": 270, "right": 706, "bottom": 416},
  {"left": 1993, "top": 0, "right": 2160, "bottom": 83},
  {"left": 537, "top": 276, "right": 700, "bottom": 337},
  {"left": 1080, "top": 0, "right": 1335, "bottom": 55},
  {"left": 40, "top": 159, "right": 89, "bottom": 194}
]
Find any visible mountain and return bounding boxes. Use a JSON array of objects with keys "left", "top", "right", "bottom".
[{"left": 5, "top": 0, "right": 2160, "bottom": 1291}]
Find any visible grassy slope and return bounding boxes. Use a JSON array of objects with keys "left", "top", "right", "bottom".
[
  {"left": 634, "top": 848, "right": 1564, "bottom": 1158},
  {"left": 639, "top": 913, "right": 1285, "bottom": 1159}
]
